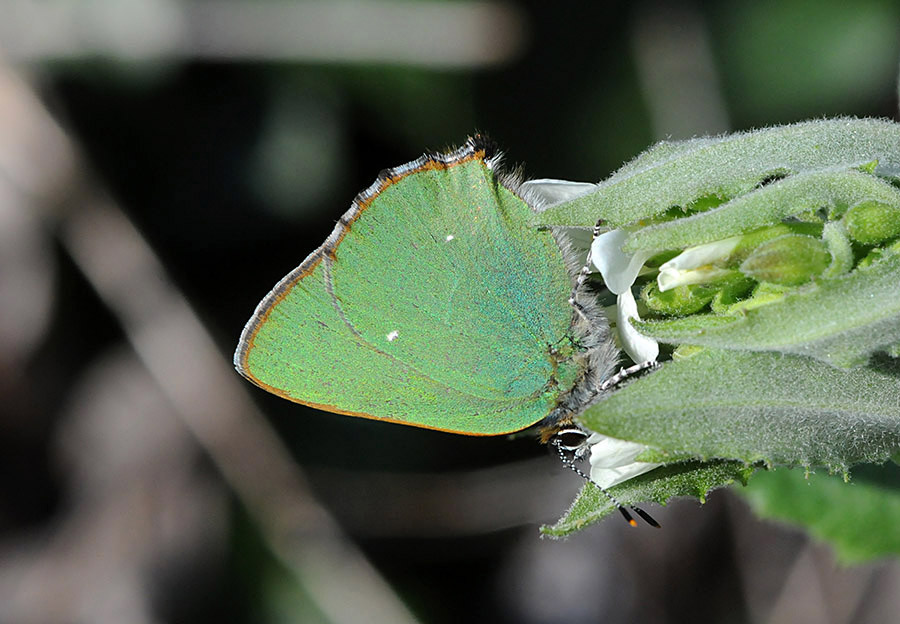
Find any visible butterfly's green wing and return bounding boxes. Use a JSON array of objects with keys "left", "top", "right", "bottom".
[{"left": 235, "top": 140, "right": 580, "bottom": 435}]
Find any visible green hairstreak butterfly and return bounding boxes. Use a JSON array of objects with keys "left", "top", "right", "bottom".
[
  {"left": 235, "top": 136, "right": 618, "bottom": 435},
  {"left": 234, "top": 137, "right": 660, "bottom": 526}
]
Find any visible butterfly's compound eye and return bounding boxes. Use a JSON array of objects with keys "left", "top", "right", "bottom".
[{"left": 554, "top": 427, "right": 590, "bottom": 452}]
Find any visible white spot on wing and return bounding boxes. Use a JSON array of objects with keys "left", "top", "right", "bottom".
[
  {"left": 386, "top": 330, "right": 400, "bottom": 342},
  {"left": 445, "top": 234, "right": 454, "bottom": 241}
]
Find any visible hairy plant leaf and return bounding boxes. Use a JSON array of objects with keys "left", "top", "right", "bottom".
[
  {"left": 610, "top": 137, "right": 720, "bottom": 178},
  {"left": 634, "top": 249, "right": 900, "bottom": 368},
  {"left": 534, "top": 118, "right": 900, "bottom": 228},
  {"left": 622, "top": 170, "right": 900, "bottom": 253},
  {"left": 542, "top": 460, "right": 754, "bottom": 537},
  {"left": 822, "top": 220, "right": 855, "bottom": 277},
  {"left": 578, "top": 349, "right": 900, "bottom": 469},
  {"left": 739, "top": 464, "right": 900, "bottom": 562}
]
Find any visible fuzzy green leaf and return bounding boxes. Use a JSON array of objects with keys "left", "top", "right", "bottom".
[
  {"left": 822, "top": 220, "right": 855, "bottom": 277},
  {"left": 739, "top": 464, "right": 900, "bottom": 562},
  {"left": 634, "top": 249, "right": 900, "bottom": 368},
  {"left": 578, "top": 349, "right": 900, "bottom": 469},
  {"left": 610, "top": 137, "right": 720, "bottom": 178},
  {"left": 534, "top": 118, "right": 900, "bottom": 228},
  {"left": 622, "top": 170, "right": 900, "bottom": 254},
  {"left": 542, "top": 460, "right": 754, "bottom": 537}
]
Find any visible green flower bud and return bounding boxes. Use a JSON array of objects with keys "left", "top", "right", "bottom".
[
  {"left": 738, "top": 234, "right": 831, "bottom": 285},
  {"left": 715, "top": 281, "right": 789, "bottom": 314},
  {"left": 729, "top": 222, "right": 823, "bottom": 264},
  {"left": 641, "top": 281, "right": 717, "bottom": 316},
  {"left": 843, "top": 200, "right": 900, "bottom": 245},
  {"left": 708, "top": 276, "right": 756, "bottom": 313}
]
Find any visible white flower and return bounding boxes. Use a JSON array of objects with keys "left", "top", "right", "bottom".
[
  {"left": 616, "top": 287, "right": 659, "bottom": 363},
  {"left": 520, "top": 178, "right": 598, "bottom": 205},
  {"left": 657, "top": 236, "right": 741, "bottom": 291},
  {"left": 587, "top": 227, "right": 658, "bottom": 364},
  {"left": 587, "top": 432, "right": 662, "bottom": 489},
  {"left": 590, "top": 229, "right": 653, "bottom": 295}
]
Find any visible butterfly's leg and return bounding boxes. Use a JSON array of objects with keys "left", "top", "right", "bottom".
[
  {"left": 599, "top": 360, "right": 661, "bottom": 392},
  {"left": 568, "top": 219, "right": 605, "bottom": 322}
]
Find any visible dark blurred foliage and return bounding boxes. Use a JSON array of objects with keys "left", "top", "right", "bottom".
[{"left": 3, "top": 1, "right": 900, "bottom": 623}]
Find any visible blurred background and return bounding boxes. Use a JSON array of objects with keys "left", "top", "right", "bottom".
[{"left": 2, "top": 1, "right": 900, "bottom": 622}]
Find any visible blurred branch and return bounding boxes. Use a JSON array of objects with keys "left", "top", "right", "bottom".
[
  {"left": 0, "top": 0, "right": 526, "bottom": 68},
  {"left": 0, "top": 62, "right": 420, "bottom": 624}
]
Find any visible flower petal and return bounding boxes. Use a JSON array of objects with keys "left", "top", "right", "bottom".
[
  {"left": 590, "top": 229, "right": 653, "bottom": 295},
  {"left": 657, "top": 266, "right": 733, "bottom": 291},
  {"left": 657, "top": 236, "right": 741, "bottom": 291},
  {"left": 616, "top": 287, "right": 659, "bottom": 363},
  {"left": 520, "top": 178, "right": 598, "bottom": 206},
  {"left": 587, "top": 432, "right": 663, "bottom": 489}
]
